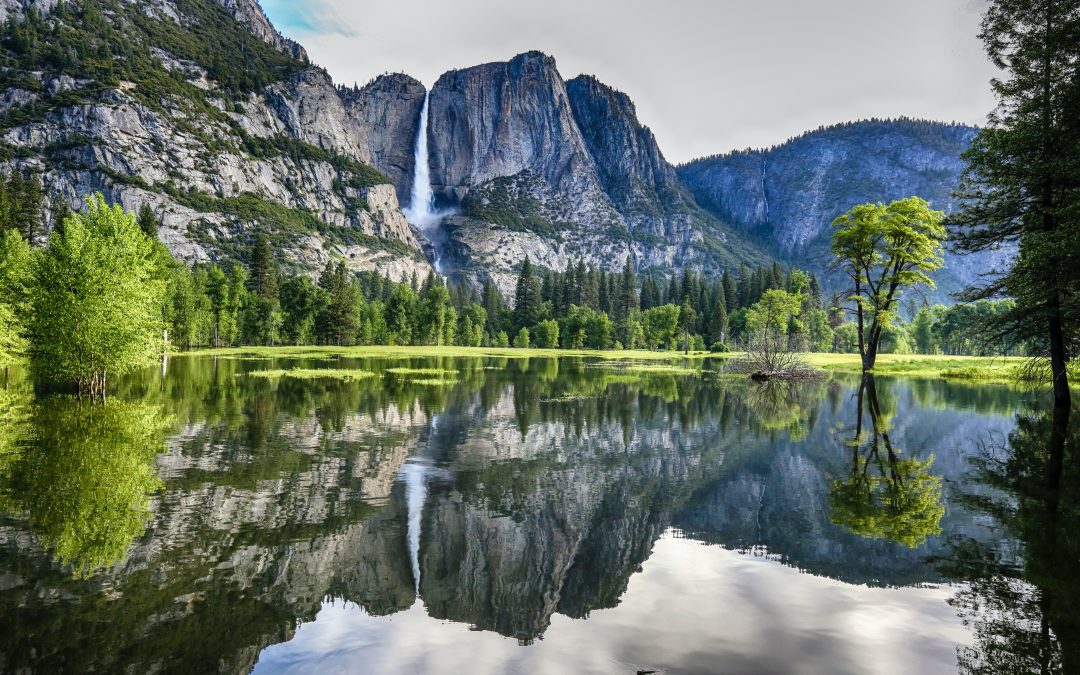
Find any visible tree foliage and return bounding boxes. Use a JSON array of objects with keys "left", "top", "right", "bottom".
[
  {"left": 832, "top": 197, "right": 945, "bottom": 370},
  {"left": 28, "top": 195, "right": 166, "bottom": 394}
]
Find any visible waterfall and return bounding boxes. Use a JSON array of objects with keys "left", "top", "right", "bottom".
[
  {"left": 403, "top": 459, "right": 429, "bottom": 595},
  {"left": 403, "top": 92, "right": 448, "bottom": 274}
]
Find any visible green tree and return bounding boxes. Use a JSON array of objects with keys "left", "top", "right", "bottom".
[
  {"left": 280, "top": 275, "right": 325, "bottom": 346},
  {"left": 513, "top": 327, "right": 531, "bottom": 348},
  {"left": 831, "top": 197, "right": 945, "bottom": 371},
  {"left": 135, "top": 203, "right": 158, "bottom": 239},
  {"left": 912, "top": 305, "right": 937, "bottom": 354},
  {"left": 243, "top": 232, "right": 281, "bottom": 345},
  {"left": 513, "top": 256, "right": 542, "bottom": 331},
  {"left": 642, "top": 304, "right": 681, "bottom": 350},
  {"left": 532, "top": 319, "right": 560, "bottom": 349},
  {"left": 28, "top": 195, "right": 166, "bottom": 395},
  {"left": 317, "top": 261, "right": 360, "bottom": 346},
  {"left": 384, "top": 281, "right": 418, "bottom": 346},
  {"left": 420, "top": 275, "right": 452, "bottom": 345},
  {"left": 0, "top": 229, "right": 32, "bottom": 373},
  {"left": 745, "top": 289, "right": 803, "bottom": 338},
  {"left": 950, "top": 0, "right": 1080, "bottom": 409},
  {"left": 679, "top": 296, "right": 697, "bottom": 354}
]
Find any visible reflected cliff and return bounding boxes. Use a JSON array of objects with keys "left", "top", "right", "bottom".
[{"left": 0, "top": 354, "right": 1034, "bottom": 672}]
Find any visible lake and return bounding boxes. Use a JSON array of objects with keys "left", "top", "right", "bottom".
[{"left": 0, "top": 353, "right": 1075, "bottom": 674}]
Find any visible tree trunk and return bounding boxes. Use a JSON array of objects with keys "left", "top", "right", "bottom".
[{"left": 1047, "top": 304, "right": 1071, "bottom": 410}]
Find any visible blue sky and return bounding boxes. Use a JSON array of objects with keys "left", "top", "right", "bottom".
[{"left": 261, "top": 0, "right": 996, "bottom": 163}]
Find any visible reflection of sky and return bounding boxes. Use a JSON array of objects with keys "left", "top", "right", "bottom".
[{"left": 253, "top": 531, "right": 968, "bottom": 675}]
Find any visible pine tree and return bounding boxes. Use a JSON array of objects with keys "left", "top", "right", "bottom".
[
  {"left": 617, "top": 256, "right": 638, "bottom": 322},
  {"left": 723, "top": 269, "right": 738, "bottom": 312},
  {"left": 136, "top": 203, "right": 158, "bottom": 239},
  {"left": 513, "top": 256, "right": 541, "bottom": 331},
  {"left": 951, "top": 0, "right": 1080, "bottom": 407}
]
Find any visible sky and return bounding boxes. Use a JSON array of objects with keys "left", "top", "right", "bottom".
[{"left": 260, "top": 0, "right": 997, "bottom": 164}]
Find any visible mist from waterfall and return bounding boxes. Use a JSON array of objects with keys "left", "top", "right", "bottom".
[{"left": 402, "top": 92, "right": 450, "bottom": 275}]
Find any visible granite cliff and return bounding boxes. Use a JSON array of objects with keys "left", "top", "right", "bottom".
[
  {"left": 0, "top": 0, "right": 433, "bottom": 280},
  {"left": 425, "top": 51, "right": 766, "bottom": 292}
]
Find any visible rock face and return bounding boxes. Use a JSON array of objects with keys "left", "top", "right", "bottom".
[
  {"left": 214, "top": 0, "right": 309, "bottom": 61},
  {"left": 341, "top": 73, "right": 427, "bottom": 203},
  {"left": 0, "top": 0, "right": 432, "bottom": 281},
  {"left": 426, "top": 52, "right": 765, "bottom": 293},
  {"left": 678, "top": 120, "right": 1011, "bottom": 299}
]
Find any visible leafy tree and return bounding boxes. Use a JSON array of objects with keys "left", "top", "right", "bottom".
[
  {"left": 912, "top": 305, "right": 937, "bottom": 354},
  {"left": 513, "top": 327, "right": 530, "bottom": 348},
  {"left": 420, "top": 275, "right": 452, "bottom": 345},
  {"left": 831, "top": 197, "right": 945, "bottom": 371},
  {"left": 28, "top": 195, "right": 166, "bottom": 395},
  {"left": 745, "top": 289, "right": 803, "bottom": 340},
  {"left": 383, "top": 280, "right": 417, "bottom": 345},
  {"left": 950, "top": 0, "right": 1080, "bottom": 409},
  {"left": 679, "top": 296, "right": 696, "bottom": 354},
  {"left": 0, "top": 229, "right": 32, "bottom": 372},
  {"left": 532, "top": 319, "right": 560, "bottom": 349},
  {"left": 642, "top": 304, "right": 681, "bottom": 350}
]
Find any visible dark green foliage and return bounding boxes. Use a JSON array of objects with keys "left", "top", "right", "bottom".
[
  {"left": 513, "top": 257, "right": 542, "bottom": 332},
  {"left": 136, "top": 203, "right": 158, "bottom": 239},
  {"left": 0, "top": 170, "right": 44, "bottom": 244},
  {"left": 950, "top": 0, "right": 1080, "bottom": 404}
]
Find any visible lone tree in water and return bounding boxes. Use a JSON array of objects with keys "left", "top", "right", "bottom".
[
  {"left": 950, "top": 0, "right": 1080, "bottom": 410},
  {"left": 28, "top": 194, "right": 166, "bottom": 397},
  {"left": 831, "top": 197, "right": 945, "bottom": 371}
]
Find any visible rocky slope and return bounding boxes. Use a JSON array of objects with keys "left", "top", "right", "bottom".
[
  {"left": 678, "top": 119, "right": 1011, "bottom": 300},
  {"left": 0, "top": 0, "right": 433, "bottom": 280},
  {"left": 426, "top": 51, "right": 766, "bottom": 292}
]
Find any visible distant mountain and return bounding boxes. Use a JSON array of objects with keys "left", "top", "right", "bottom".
[{"left": 678, "top": 119, "right": 1011, "bottom": 301}]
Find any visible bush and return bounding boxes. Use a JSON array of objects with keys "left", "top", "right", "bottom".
[{"left": 710, "top": 341, "right": 729, "bottom": 353}]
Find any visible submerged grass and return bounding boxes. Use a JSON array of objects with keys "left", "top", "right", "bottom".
[
  {"left": 245, "top": 368, "right": 375, "bottom": 381},
  {"left": 385, "top": 368, "right": 459, "bottom": 376},
  {"left": 409, "top": 378, "right": 459, "bottom": 387}
]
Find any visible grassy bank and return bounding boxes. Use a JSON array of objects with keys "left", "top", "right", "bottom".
[
  {"left": 179, "top": 344, "right": 716, "bottom": 362},
  {"left": 177, "top": 345, "right": 1040, "bottom": 382},
  {"left": 801, "top": 353, "right": 1030, "bottom": 382}
]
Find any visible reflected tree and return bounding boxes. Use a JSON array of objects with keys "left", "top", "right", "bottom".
[
  {"left": 0, "top": 397, "right": 169, "bottom": 576},
  {"left": 943, "top": 399, "right": 1080, "bottom": 674},
  {"left": 829, "top": 376, "right": 945, "bottom": 548}
]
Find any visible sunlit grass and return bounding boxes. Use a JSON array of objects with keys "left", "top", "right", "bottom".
[
  {"left": 183, "top": 344, "right": 716, "bottom": 361},
  {"left": 245, "top": 368, "right": 376, "bottom": 381},
  {"left": 409, "top": 378, "right": 459, "bottom": 386},
  {"left": 385, "top": 367, "right": 459, "bottom": 376}
]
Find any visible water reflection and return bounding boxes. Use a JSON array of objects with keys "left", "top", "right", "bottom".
[
  {"left": 829, "top": 376, "right": 945, "bottom": 548},
  {"left": 0, "top": 355, "right": 1051, "bottom": 673},
  {"left": 942, "top": 400, "right": 1080, "bottom": 673}
]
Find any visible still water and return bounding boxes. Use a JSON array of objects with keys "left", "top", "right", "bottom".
[{"left": 0, "top": 353, "right": 1075, "bottom": 674}]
